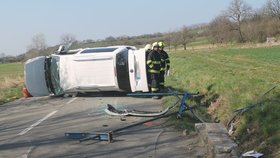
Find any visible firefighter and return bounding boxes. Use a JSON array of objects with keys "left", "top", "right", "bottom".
[
  {"left": 158, "top": 41, "right": 170, "bottom": 91},
  {"left": 147, "top": 42, "right": 161, "bottom": 98},
  {"left": 144, "top": 44, "right": 152, "bottom": 89}
]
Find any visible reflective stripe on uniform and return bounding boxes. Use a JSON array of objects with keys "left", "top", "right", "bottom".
[
  {"left": 160, "top": 83, "right": 164, "bottom": 85},
  {"left": 151, "top": 88, "right": 159, "bottom": 92},
  {"left": 148, "top": 69, "right": 160, "bottom": 73},
  {"left": 152, "top": 61, "right": 161, "bottom": 64},
  {"left": 147, "top": 60, "right": 154, "bottom": 68},
  {"left": 160, "top": 68, "right": 166, "bottom": 71},
  {"left": 166, "top": 63, "right": 170, "bottom": 66}
]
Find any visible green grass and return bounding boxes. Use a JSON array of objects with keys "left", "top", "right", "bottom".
[
  {"left": 0, "top": 84, "right": 24, "bottom": 104},
  {"left": 0, "top": 63, "right": 23, "bottom": 79},
  {"left": 188, "top": 37, "right": 210, "bottom": 47},
  {"left": 164, "top": 46, "right": 280, "bottom": 157},
  {"left": 0, "top": 63, "right": 24, "bottom": 105}
]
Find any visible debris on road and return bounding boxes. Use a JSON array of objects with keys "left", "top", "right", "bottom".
[
  {"left": 104, "top": 104, "right": 170, "bottom": 117},
  {"left": 242, "top": 150, "right": 263, "bottom": 158},
  {"left": 65, "top": 132, "right": 113, "bottom": 143},
  {"left": 65, "top": 90, "right": 204, "bottom": 143}
]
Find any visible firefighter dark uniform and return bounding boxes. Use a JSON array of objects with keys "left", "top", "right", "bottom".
[
  {"left": 147, "top": 43, "right": 161, "bottom": 93},
  {"left": 144, "top": 44, "right": 152, "bottom": 89},
  {"left": 159, "top": 42, "right": 170, "bottom": 90}
]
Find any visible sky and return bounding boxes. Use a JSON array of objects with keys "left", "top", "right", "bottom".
[{"left": 0, "top": 0, "right": 267, "bottom": 56}]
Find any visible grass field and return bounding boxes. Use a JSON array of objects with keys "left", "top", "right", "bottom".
[
  {"left": 188, "top": 37, "right": 210, "bottom": 47},
  {"left": 0, "top": 63, "right": 24, "bottom": 104},
  {"left": 164, "top": 46, "right": 280, "bottom": 157}
]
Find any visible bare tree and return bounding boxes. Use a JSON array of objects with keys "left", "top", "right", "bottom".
[
  {"left": 117, "top": 35, "right": 130, "bottom": 45},
  {"left": 60, "top": 34, "right": 76, "bottom": 45},
  {"left": 164, "top": 31, "right": 173, "bottom": 52},
  {"left": 29, "top": 33, "right": 47, "bottom": 51},
  {"left": 171, "top": 31, "right": 181, "bottom": 52},
  {"left": 266, "top": 0, "right": 280, "bottom": 19},
  {"left": 207, "top": 15, "right": 238, "bottom": 43},
  {"left": 226, "top": 0, "right": 252, "bottom": 42},
  {"left": 180, "top": 26, "right": 189, "bottom": 50},
  {"left": 105, "top": 36, "right": 116, "bottom": 45},
  {"left": 25, "top": 34, "right": 47, "bottom": 59}
]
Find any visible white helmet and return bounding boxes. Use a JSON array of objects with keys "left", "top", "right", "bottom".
[
  {"left": 152, "top": 42, "right": 159, "bottom": 49},
  {"left": 144, "top": 44, "right": 152, "bottom": 51}
]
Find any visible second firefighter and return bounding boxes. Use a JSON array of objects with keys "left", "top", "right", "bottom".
[{"left": 146, "top": 42, "right": 161, "bottom": 96}]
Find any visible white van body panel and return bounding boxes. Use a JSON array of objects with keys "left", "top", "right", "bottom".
[
  {"left": 128, "top": 49, "right": 149, "bottom": 92},
  {"left": 134, "top": 49, "right": 149, "bottom": 92},
  {"left": 128, "top": 50, "right": 136, "bottom": 92},
  {"left": 58, "top": 50, "right": 119, "bottom": 92}
]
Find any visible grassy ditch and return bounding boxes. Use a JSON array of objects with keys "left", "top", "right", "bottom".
[
  {"left": 164, "top": 46, "right": 280, "bottom": 157},
  {"left": 0, "top": 63, "right": 24, "bottom": 105}
]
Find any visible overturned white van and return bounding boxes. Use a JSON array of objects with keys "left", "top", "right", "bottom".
[{"left": 24, "top": 46, "right": 149, "bottom": 96}]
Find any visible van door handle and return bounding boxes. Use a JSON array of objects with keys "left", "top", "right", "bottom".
[{"left": 130, "top": 69, "right": 134, "bottom": 73}]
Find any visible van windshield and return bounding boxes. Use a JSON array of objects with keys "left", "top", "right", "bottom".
[{"left": 50, "top": 57, "right": 64, "bottom": 95}]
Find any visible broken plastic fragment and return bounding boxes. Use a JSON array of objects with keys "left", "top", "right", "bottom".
[{"left": 242, "top": 150, "right": 263, "bottom": 158}]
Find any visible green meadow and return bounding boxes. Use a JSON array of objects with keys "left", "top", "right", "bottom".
[
  {"left": 164, "top": 46, "right": 280, "bottom": 156},
  {"left": 0, "top": 63, "right": 24, "bottom": 105}
]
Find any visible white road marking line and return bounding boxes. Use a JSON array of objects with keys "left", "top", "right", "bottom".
[
  {"left": 17, "top": 111, "right": 57, "bottom": 136},
  {"left": 22, "top": 146, "right": 34, "bottom": 158},
  {"left": 66, "top": 97, "right": 77, "bottom": 104},
  {"left": 17, "top": 97, "right": 76, "bottom": 136}
]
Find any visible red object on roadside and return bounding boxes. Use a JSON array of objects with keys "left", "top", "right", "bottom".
[{"left": 23, "top": 86, "right": 32, "bottom": 98}]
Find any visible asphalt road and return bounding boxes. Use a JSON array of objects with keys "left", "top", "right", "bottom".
[{"left": 0, "top": 94, "right": 206, "bottom": 158}]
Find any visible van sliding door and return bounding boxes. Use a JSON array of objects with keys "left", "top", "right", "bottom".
[{"left": 128, "top": 49, "right": 149, "bottom": 92}]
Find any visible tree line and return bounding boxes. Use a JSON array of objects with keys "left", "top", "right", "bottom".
[{"left": 207, "top": 0, "right": 280, "bottom": 43}]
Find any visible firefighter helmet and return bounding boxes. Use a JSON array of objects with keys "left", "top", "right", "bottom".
[
  {"left": 158, "top": 41, "right": 165, "bottom": 48},
  {"left": 152, "top": 42, "right": 159, "bottom": 49},
  {"left": 144, "top": 44, "right": 152, "bottom": 51}
]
